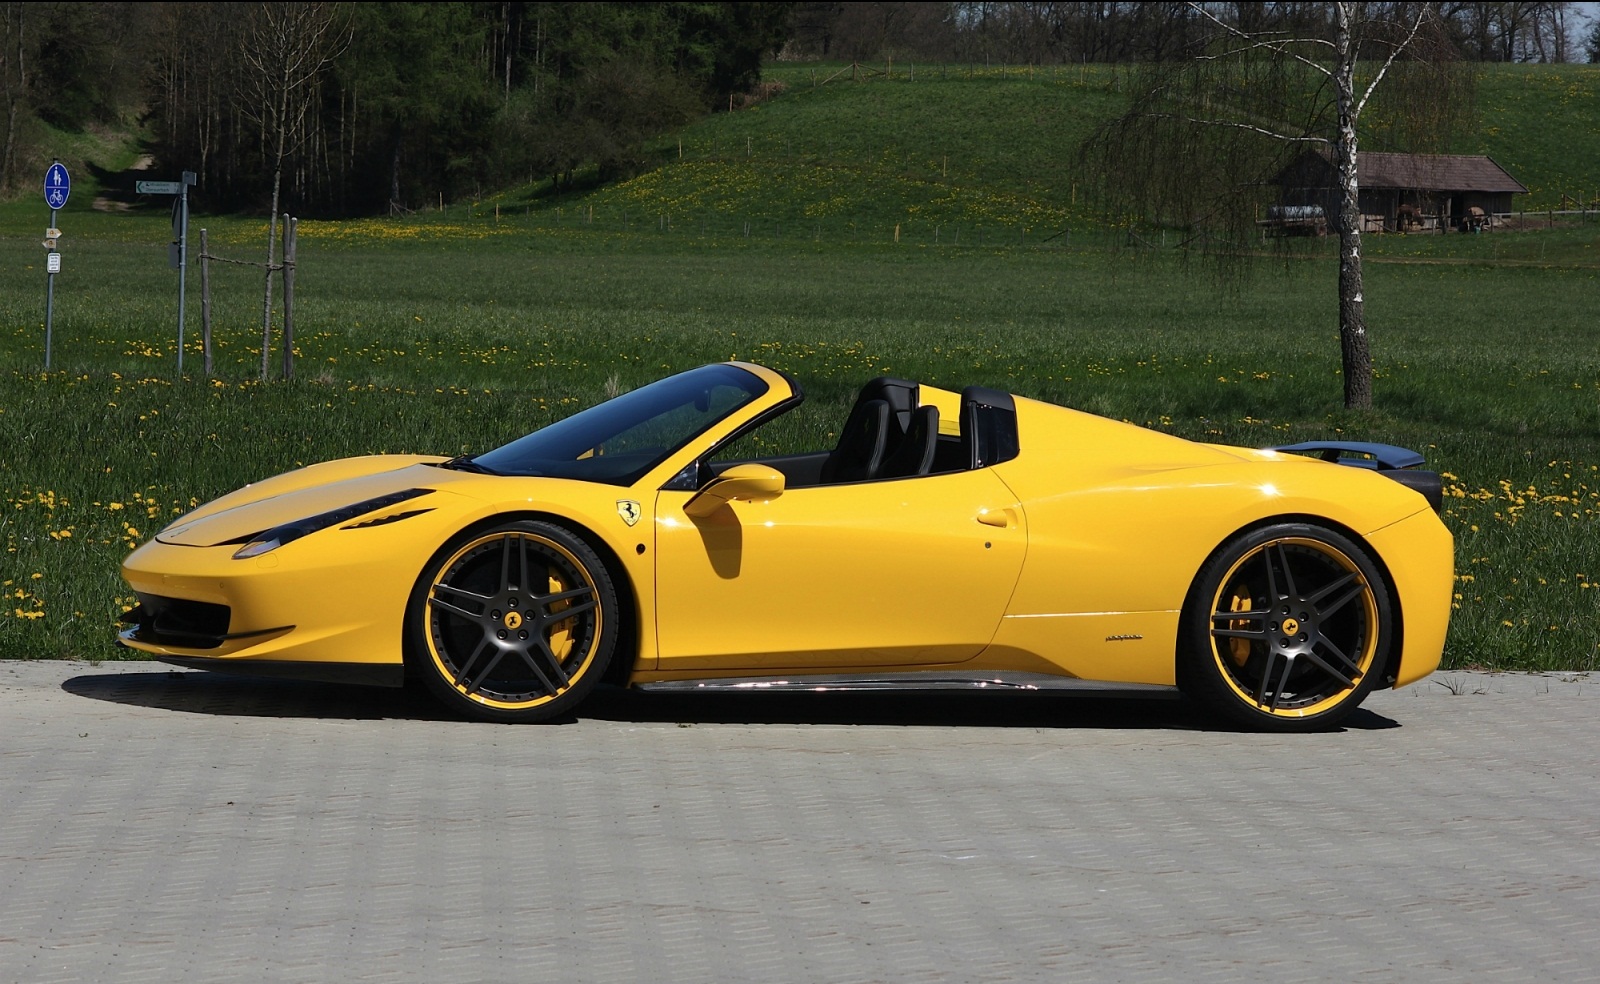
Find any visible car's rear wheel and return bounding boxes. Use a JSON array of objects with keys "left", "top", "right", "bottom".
[
  {"left": 1180, "top": 523, "right": 1393, "bottom": 732},
  {"left": 409, "top": 520, "right": 618, "bottom": 722}
]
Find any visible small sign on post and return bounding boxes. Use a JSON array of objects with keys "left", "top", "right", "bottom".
[{"left": 138, "top": 171, "right": 198, "bottom": 373}]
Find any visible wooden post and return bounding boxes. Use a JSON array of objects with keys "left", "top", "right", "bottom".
[
  {"left": 200, "top": 228, "right": 213, "bottom": 378},
  {"left": 281, "top": 215, "right": 297, "bottom": 381},
  {"left": 894, "top": 223, "right": 900, "bottom": 243}
]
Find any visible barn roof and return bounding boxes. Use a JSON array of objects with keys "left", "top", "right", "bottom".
[
  {"left": 1357, "top": 153, "right": 1527, "bottom": 193},
  {"left": 1274, "top": 151, "right": 1527, "bottom": 194}
]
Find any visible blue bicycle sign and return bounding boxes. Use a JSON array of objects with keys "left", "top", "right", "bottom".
[{"left": 45, "top": 163, "right": 70, "bottom": 210}]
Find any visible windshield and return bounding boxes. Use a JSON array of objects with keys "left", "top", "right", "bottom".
[{"left": 467, "top": 364, "right": 769, "bottom": 486}]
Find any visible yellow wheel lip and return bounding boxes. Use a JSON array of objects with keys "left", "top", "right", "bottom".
[
  {"left": 424, "top": 529, "right": 603, "bottom": 711},
  {"left": 1208, "top": 535, "right": 1380, "bottom": 719}
]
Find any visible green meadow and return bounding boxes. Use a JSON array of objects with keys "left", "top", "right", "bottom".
[{"left": 1, "top": 62, "right": 1597, "bottom": 671}]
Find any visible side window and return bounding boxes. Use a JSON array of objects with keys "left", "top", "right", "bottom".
[{"left": 708, "top": 401, "right": 833, "bottom": 465}]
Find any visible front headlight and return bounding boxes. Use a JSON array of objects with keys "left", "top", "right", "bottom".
[{"left": 231, "top": 488, "right": 434, "bottom": 559}]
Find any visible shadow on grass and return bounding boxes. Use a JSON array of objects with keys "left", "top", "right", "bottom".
[{"left": 59, "top": 669, "right": 1400, "bottom": 733}]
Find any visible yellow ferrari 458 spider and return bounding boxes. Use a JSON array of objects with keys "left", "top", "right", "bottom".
[{"left": 120, "top": 362, "right": 1452, "bottom": 731}]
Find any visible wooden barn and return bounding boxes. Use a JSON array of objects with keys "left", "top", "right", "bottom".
[{"left": 1271, "top": 151, "right": 1527, "bottom": 232}]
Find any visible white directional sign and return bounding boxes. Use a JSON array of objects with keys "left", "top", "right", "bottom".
[
  {"left": 137, "top": 180, "right": 184, "bottom": 195},
  {"left": 44, "top": 163, "right": 70, "bottom": 209}
]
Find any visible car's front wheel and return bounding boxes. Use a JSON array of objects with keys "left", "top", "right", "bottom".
[
  {"left": 1180, "top": 523, "right": 1394, "bottom": 732},
  {"left": 409, "top": 520, "right": 618, "bottom": 722}
]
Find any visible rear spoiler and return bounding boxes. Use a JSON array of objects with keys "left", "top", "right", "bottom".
[{"left": 1269, "top": 441, "right": 1442, "bottom": 512}]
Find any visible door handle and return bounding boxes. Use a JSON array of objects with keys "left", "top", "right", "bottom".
[{"left": 976, "top": 508, "right": 1014, "bottom": 528}]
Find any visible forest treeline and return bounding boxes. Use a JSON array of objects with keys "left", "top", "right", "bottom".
[
  {"left": 790, "top": 1, "right": 1596, "bottom": 66},
  {"left": 3, "top": 2, "right": 790, "bottom": 214},
  {"left": 3, "top": 2, "right": 1596, "bottom": 217}
]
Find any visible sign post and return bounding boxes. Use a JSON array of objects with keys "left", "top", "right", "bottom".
[
  {"left": 138, "top": 172, "right": 198, "bottom": 373},
  {"left": 43, "top": 161, "right": 69, "bottom": 370}
]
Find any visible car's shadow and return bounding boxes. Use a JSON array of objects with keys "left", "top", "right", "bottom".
[
  {"left": 62, "top": 670, "right": 457, "bottom": 722},
  {"left": 61, "top": 671, "right": 1400, "bottom": 732}
]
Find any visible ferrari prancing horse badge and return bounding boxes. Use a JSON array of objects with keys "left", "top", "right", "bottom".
[{"left": 616, "top": 500, "right": 641, "bottom": 527}]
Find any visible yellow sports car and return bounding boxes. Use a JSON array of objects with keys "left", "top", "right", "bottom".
[{"left": 120, "top": 362, "right": 1452, "bottom": 731}]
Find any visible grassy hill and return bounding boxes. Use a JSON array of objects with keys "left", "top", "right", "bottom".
[
  {"left": 494, "top": 61, "right": 1600, "bottom": 230},
  {"left": 1470, "top": 64, "right": 1600, "bottom": 207}
]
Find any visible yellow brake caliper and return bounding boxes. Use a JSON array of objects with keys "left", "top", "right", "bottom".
[
  {"left": 1228, "top": 590, "right": 1253, "bottom": 667},
  {"left": 547, "top": 573, "right": 574, "bottom": 660}
]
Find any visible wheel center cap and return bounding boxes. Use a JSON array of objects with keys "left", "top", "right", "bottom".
[
  {"left": 1282, "top": 617, "right": 1301, "bottom": 635},
  {"left": 504, "top": 611, "right": 524, "bottom": 630}
]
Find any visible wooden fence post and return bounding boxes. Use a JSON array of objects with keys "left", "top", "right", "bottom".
[
  {"left": 200, "top": 229, "right": 213, "bottom": 378},
  {"left": 281, "top": 215, "right": 297, "bottom": 381}
]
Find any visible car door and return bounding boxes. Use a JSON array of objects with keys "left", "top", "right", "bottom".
[{"left": 652, "top": 469, "right": 1026, "bottom": 671}]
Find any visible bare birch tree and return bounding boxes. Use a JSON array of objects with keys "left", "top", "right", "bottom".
[
  {"left": 239, "top": 1, "right": 348, "bottom": 380},
  {"left": 1085, "top": 2, "right": 1470, "bottom": 410}
]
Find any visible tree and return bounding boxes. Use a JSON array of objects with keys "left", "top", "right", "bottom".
[
  {"left": 1587, "top": 16, "right": 1600, "bottom": 62},
  {"left": 238, "top": 1, "right": 348, "bottom": 379},
  {"left": 0, "top": 2, "right": 34, "bottom": 197},
  {"left": 1085, "top": 2, "right": 1471, "bottom": 411}
]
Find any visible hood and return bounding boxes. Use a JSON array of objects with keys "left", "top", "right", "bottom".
[{"left": 157, "top": 462, "right": 456, "bottom": 547}]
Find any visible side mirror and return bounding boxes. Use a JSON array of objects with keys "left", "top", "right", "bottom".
[{"left": 684, "top": 464, "right": 785, "bottom": 518}]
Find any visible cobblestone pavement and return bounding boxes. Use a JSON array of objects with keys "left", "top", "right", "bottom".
[{"left": 0, "top": 660, "right": 1595, "bottom": 983}]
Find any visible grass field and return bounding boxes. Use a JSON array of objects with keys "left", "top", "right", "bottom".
[{"left": 1, "top": 60, "right": 1597, "bottom": 672}]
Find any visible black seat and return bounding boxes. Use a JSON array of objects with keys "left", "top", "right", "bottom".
[
  {"left": 819, "top": 399, "right": 891, "bottom": 484},
  {"left": 880, "top": 405, "right": 939, "bottom": 478},
  {"left": 958, "top": 386, "right": 1020, "bottom": 469}
]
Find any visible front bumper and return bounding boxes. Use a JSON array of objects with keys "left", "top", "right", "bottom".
[{"left": 116, "top": 517, "right": 443, "bottom": 674}]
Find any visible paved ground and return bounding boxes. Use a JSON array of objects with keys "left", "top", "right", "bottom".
[{"left": 0, "top": 661, "right": 1595, "bottom": 984}]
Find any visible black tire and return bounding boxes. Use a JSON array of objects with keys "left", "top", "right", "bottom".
[
  {"left": 1179, "top": 522, "right": 1394, "bottom": 732},
  {"left": 407, "top": 520, "right": 619, "bottom": 723}
]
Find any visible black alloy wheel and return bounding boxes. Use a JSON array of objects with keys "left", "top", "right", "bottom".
[
  {"left": 409, "top": 520, "right": 618, "bottom": 722},
  {"left": 1181, "top": 522, "right": 1394, "bottom": 732}
]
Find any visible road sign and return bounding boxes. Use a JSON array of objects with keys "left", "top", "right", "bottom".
[
  {"left": 45, "top": 163, "right": 70, "bottom": 209},
  {"left": 47, "top": 253, "right": 61, "bottom": 274},
  {"left": 45, "top": 227, "right": 61, "bottom": 238},
  {"left": 137, "top": 180, "right": 183, "bottom": 195}
]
